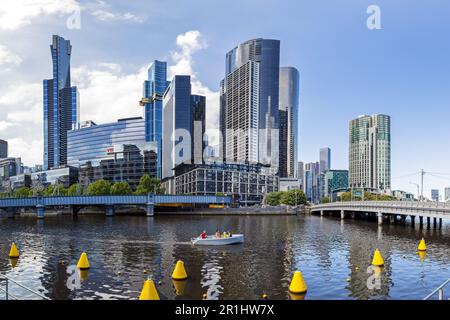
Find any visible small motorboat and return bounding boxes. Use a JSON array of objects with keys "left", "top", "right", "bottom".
[{"left": 191, "top": 234, "right": 244, "bottom": 246}]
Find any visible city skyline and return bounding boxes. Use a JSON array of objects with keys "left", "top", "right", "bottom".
[{"left": 0, "top": 1, "right": 450, "bottom": 198}]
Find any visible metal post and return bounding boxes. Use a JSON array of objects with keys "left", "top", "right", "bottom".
[
  {"left": 5, "top": 278, "right": 8, "bottom": 300},
  {"left": 439, "top": 289, "right": 443, "bottom": 301}
]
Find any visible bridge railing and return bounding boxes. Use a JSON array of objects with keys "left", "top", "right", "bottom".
[
  {"left": 0, "top": 274, "right": 50, "bottom": 300},
  {"left": 424, "top": 278, "right": 450, "bottom": 300},
  {"left": 312, "top": 201, "right": 450, "bottom": 210}
]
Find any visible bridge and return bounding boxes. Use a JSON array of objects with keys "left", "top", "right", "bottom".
[
  {"left": 311, "top": 201, "right": 450, "bottom": 229},
  {"left": 0, "top": 195, "right": 231, "bottom": 218}
]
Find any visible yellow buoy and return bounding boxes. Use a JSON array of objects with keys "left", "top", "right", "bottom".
[
  {"left": 79, "top": 269, "right": 89, "bottom": 281},
  {"left": 372, "top": 249, "right": 384, "bottom": 267},
  {"left": 139, "top": 279, "right": 160, "bottom": 300},
  {"left": 418, "top": 238, "right": 427, "bottom": 251},
  {"left": 173, "top": 280, "right": 187, "bottom": 296},
  {"left": 289, "top": 292, "right": 306, "bottom": 300},
  {"left": 418, "top": 250, "right": 426, "bottom": 262},
  {"left": 10, "top": 258, "right": 18, "bottom": 268},
  {"left": 9, "top": 242, "right": 19, "bottom": 258},
  {"left": 262, "top": 293, "right": 268, "bottom": 299},
  {"left": 77, "top": 252, "right": 90, "bottom": 270},
  {"left": 172, "top": 260, "right": 188, "bottom": 280},
  {"left": 289, "top": 271, "right": 308, "bottom": 294}
]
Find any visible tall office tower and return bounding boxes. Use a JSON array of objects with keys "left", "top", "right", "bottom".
[
  {"left": 220, "top": 38, "right": 280, "bottom": 168},
  {"left": 349, "top": 114, "right": 391, "bottom": 191},
  {"left": 162, "top": 76, "right": 205, "bottom": 179},
  {"left": 0, "top": 140, "right": 7, "bottom": 158},
  {"left": 320, "top": 147, "right": 331, "bottom": 173},
  {"left": 279, "top": 67, "right": 299, "bottom": 178},
  {"left": 43, "top": 35, "right": 79, "bottom": 170},
  {"left": 142, "top": 60, "right": 170, "bottom": 179},
  {"left": 304, "top": 162, "right": 320, "bottom": 204},
  {"left": 191, "top": 95, "right": 206, "bottom": 164}
]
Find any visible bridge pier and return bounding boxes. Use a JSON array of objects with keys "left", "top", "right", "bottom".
[
  {"left": 419, "top": 216, "right": 423, "bottom": 229},
  {"left": 105, "top": 205, "right": 115, "bottom": 217},
  {"left": 146, "top": 203, "right": 155, "bottom": 217},
  {"left": 7, "top": 207, "right": 15, "bottom": 218},
  {"left": 36, "top": 205, "right": 45, "bottom": 219},
  {"left": 427, "top": 217, "right": 431, "bottom": 229},
  {"left": 439, "top": 218, "right": 442, "bottom": 229},
  {"left": 377, "top": 212, "right": 383, "bottom": 226},
  {"left": 433, "top": 217, "right": 437, "bottom": 229},
  {"left": 410, "top": 216, "right": 415, "bottom": 228},
  {"left": 341, "top": 210, "right": 345, "bottom": 220},
  {"left": 320, "top": 210, "right": 324, "bottom": 216}
]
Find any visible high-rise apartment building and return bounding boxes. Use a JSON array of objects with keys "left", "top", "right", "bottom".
[
  {"left": 0, "top": 140, "right": 7, "bottom": 159},
  {"left": 303, "top": 162, "right": 320, "bottom": 204},
  {"left": 279, "top": 67, "right": 299, "bottom": 178},
  {"left": 43, "top": 35, "right": 79, "bottom": 170},
  {"left": 142, "top": 60, "right": 170, "bottom": 179},
  {"left": 349, "top": 114, "right": 391, "bottom": 191},
  {"left": 220, "top": 38, "right": 280, "bottom": 169}
]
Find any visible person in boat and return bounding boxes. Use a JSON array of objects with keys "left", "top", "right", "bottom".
[
  {"left": 222, "top": 231, "right": 229, "bottom": 238},
  {"left": 227, "top": 231, "right": 232, "bottom": 237},
  {"left": 200, "top": 230, "right": 207, "bottom": 239},
  {"left": 215, "top": 229, "right": 221, "bottom": 238}
]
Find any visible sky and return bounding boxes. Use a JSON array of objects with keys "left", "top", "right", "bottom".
[{"left": 0, "top": 0, "right": 449, "bottom": 199}]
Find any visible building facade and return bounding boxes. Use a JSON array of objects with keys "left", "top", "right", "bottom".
[
  {"left": 0, "top": 157, "right": 22, "bottom": 192},
  {"left": 431, "top": 189, "right": 439, "bottom": 202},
  {"left": 0, "top": 140, "right": 7, "bottom": 159},
  {"left": 220, "top": 38, "right": 280, "bottom": 169},
  {"left": 445, "top": 187, "right": 450, "bottom": 202},
  {"left": 279, "top": 178, "right": 301, "bottom": 192},
  {"left": 349, "top": 114, "right": 391, "bottom": 191},
  {"left": 303, "top": 162, "right": 320, "bottom": 204},
  {"left": 43, "top": 35, "right": 79, "bottom": 170},
  {"left": 173, "top": 162, "right": 278, "bottom": 206},
  {"left": 142, "top": 60, "right": 170, "bottom": 179},
  {"left": 279, "top": 67, "right": 299, "bottom": 178},
  {"left": 324, "top": 170, "right": 349, "bottom": 201},
  {"left": 68, "top": 117, "right": 157, "bottom": 189},
  {"left": 320, "top": 147, "right": 331, "bottom": 173}
]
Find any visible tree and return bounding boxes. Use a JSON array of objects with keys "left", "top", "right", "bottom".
[
  {"left": 321, "top": 196, "right": 331, "bottom": 204},
  {"left": 111, "top": 181, "right": 132, "bottom": 195},
  {"left": 134, "top": 174, "right": 165, "bottom": 195},
  {"left": 266, "top": 192, "right": 283, "bottom": 206},
  {"left": 86, "top": 179, "right": 111, "bottom": 196},
  {"left": 43, "top": 184, "right": 67, "bottom": 196},
  {"left": 280, "top": 190, "right": 307, "bottom": 206},
  {"left": 67, "top": 183, "right": 84, "bottom": 196},
  {"left": 340, "top": 192, "right": 351, "bottom": 202},
  {"left": 15, "top": 187, "right": 31, "bottom": 198}
]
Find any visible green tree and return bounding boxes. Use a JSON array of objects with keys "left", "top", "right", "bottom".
[
  {"left": 266, "top": 192, "right": 283, "bottom": 206},
  {"left": 134, "top": 174, "right": 165, "bottom": 195},
  {"left": 280, "top": 189, "right": 307, "bottom": 206},
  {"left": 340, "top": 192, "right": 351, "bottom": 202},
  {"left": 67, "top": 183, "right": 84, "bottom": 196},
  {"left": 111, "top": 181, "right": 132, "bottom": 195},
  {"left": 43, "top": 184, "right": 67, "bottom": 196},
  {"left": 15, "top": 187, "right": 31, "bottom": 198},
  {"left": 321, "top": 196, "right": 331, "bottom": 204},
  {"left": 86, "top": 179, "right": 111, "bottom": 196}
]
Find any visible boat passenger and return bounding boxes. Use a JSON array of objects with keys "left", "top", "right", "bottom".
[
  {"left": 222, "top": 231, "right": 229, "bottom": 238},
  {"left": 215, "top": 230, "right": 221, "bottom": 238},
  {"left": 228, "top": 231, "right": 232, "bottom": 237},
  {"left": 200, "top": 230, "right": 207, "bottom": 239}
]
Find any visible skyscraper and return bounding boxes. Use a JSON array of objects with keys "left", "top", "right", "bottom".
[
  {"left": 431, "top": 189, "right": 439, "bottom": 202},
  {"left": 320, "top": 147, "right": 331, "bottom": 173},
  {"left": 279, "top": 67, "right": 299, "bottom": 178},
  {"left": 349, "top": 114, "right": 391, "bottom": 191},
  {"left": 43, "top": 35, "right": 79, "bottom": 170},
  {"left": 142, "top": 60, "right": 170, "bottom": 179},
  {"left": 304, "top": 162, "right": 320, "bottom": 204},
  {"left": 0, "top": 140, "right": 7, "bottom": 159},
  {"left": 220, "top": 38, "right": 280, "bottom": 168},
  {"left": 445, "top": 187, "right": 450, "bottom": 202}
]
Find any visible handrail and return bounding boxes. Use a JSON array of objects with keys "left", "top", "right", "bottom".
[
  {"left": 0, "top": 274, "right": 50, "bottom": 300},
  {"left": 424, "top": 278, "right": 450, "bottom": 300}
]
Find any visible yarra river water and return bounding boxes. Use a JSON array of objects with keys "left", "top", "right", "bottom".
[{"left": 0, "top": 214, "right": 449, "bottom": 300}]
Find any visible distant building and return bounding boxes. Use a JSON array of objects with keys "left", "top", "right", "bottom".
[
  {"left": 320, "top": 147, "right": 331, "bottom": 173},
  {"left": 445, "top": 187, "right": 450, "bottom": 202},
  {"left": 297, "top": 161, "right": 304, "bottom": 188},
  {"left": 0, "top": 157, "right": 22, "bottom": 191},
  {"left": 349, "top": 114, "right": 391, "bottom": 192},
  {"left": 431, "top": 189, "right": 439, "bottom": 202},
  {"left": 68, "top": 117, "right": 158, "bottom": 189},
  {"left": 279, "top": 67, "right": 299, "bottom": 178},
  {"left": 279, "top": 178, "right": 301, "bottom": 192},
  {"left": 392, "top": 190, "right": 415, "bottom": 201},
  {"left": 303, "top": 162, "right": 320, "bottom": 204},
  {"left": 31, "top": 167, "right": 79, "bottom": 189},
  {"left": 142, "top": 60, "right": 170, "bottom": 179},
  {"left": 43, "top": 35, "right": 79, "bottom": 170},
  {"left": 0, "top": 140, "right": 7, "bottom": 158},
  {"left": 172, "top": 162, "right": 278, "bottom": 206},
  {"left": 324, "top": 170, "right": 349, "bottom": 201}
]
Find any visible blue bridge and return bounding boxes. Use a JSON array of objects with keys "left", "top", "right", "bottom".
[{"left": 0, "top": 195, "right": 232, "bottom": 218}]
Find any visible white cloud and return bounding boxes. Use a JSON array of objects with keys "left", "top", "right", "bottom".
[
  {"left": 0, "top": 0, "right": 80, "bottom": 30},
  {"left": 91, "top": 10, "right": 146, "bottom": 23},
  {"left": 0, "top": 45, "right": 23, "bottom": 71}
]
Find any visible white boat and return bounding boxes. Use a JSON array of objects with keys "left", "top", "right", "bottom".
[{"left": 191, "top": 234, "right": 244, "bottom": 246}]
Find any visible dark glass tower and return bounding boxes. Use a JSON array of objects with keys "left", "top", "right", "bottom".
[
  {"left": 43, "top": 35, "right": 79, "bottom": 170},
  {"left": 142, "top": 60, "right": 170, "bottom": 179},
  {"left": 220, "top": 38, "right": 280, "bottom": 168}
]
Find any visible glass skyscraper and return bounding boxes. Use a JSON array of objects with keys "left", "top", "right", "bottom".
[
  {"left": 349, "top": 114, "right": 391, "bottom": 191},
  {"left": 43, "top": 35, "right": 79, "bottom": 170},
  {"left": 142, "top": 60, "right": 170, "bottom": 179},
  {"left": 320, "top": 147, "right": 331, "bottom": 173},
  {"left": 279, "top": 67, "right": 299, "bottom": 178},
  {"left": 0, "top": 139, "right": 7, "bottom": 159},
  {"left": 220, "top": 38, "right": 280, "bottom": 168}
]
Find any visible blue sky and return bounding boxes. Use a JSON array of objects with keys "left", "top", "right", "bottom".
[{"left": 0, "top": 0, "right": 449, "bottom": 198}]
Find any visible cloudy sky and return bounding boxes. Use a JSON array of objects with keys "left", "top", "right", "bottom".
[{"left": 0, "top": 0, "right": 449, "bottom": 198}]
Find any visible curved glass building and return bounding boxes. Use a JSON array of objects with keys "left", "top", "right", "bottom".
[{"left": 68, "top": 117, "right": 157, "bottom": 189}]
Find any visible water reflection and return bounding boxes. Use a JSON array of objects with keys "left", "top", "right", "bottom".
[{"left": 0, "top": 215, "right": 449, "bottom": 300}]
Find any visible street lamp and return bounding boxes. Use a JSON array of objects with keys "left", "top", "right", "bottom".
[{"left": 409, "top": 182, "right": 420, "bottom": 201}]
